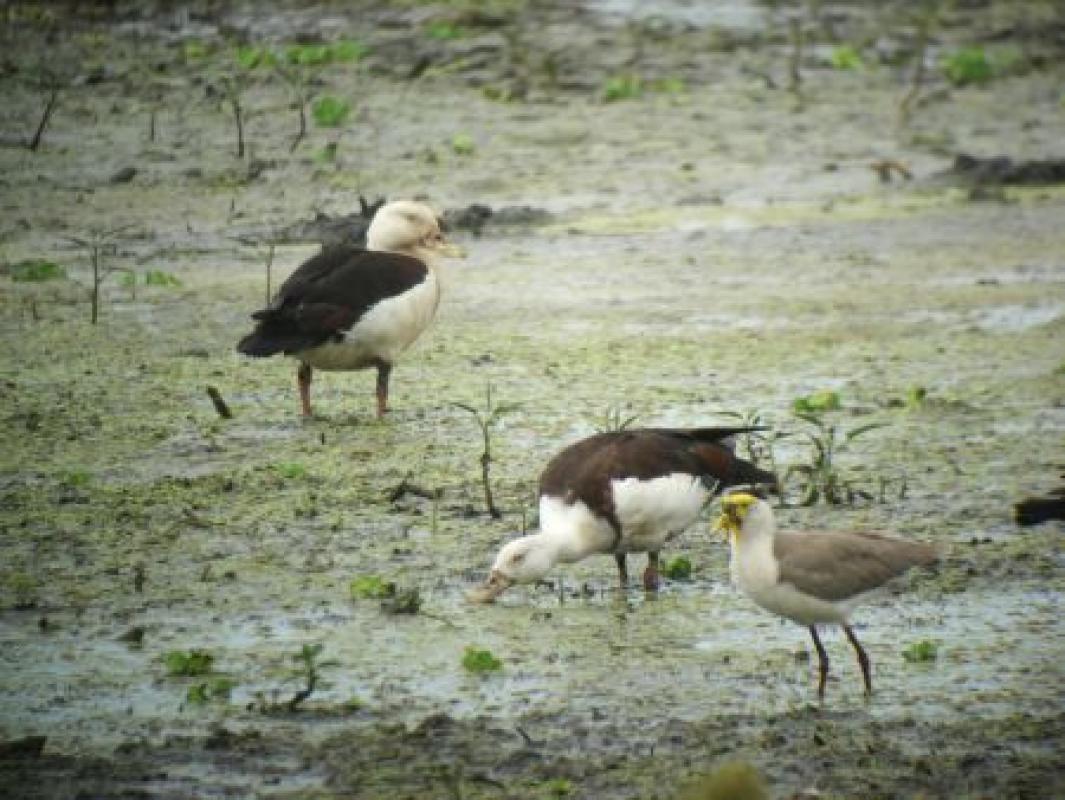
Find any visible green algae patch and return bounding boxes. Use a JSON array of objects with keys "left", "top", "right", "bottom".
[
  {"left": 462, "top": 646, "right": 503, "bottom": 675},
  {"left": 902, "top": 640, "right": 939, "bottom": 663},
  {"left": 350, "top": 575, "right": 396, "bottom": 600},
  {"left": 164, "top": 649, "right": 215, "bottom": 677}
]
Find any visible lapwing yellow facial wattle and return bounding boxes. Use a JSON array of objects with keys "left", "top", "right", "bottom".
[
  {"left": 237, "top": 200, "right": 464, "bottom": 418},
  {"left": 716, "top": 493, "right": 939, "bottom": 700},
  {"left": 467, "top": 427, "right": 777, "bottom": 604}
]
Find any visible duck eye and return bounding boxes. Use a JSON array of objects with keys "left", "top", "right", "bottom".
[{"left": 510, "top": 553, "right": 525, "bottom": 566}]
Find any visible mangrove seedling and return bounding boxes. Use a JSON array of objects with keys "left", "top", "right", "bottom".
[
  {"left": 453, "top": 383, "right": 520, "bottom": 519},
  {"left": 462, "top": 646, "right": 503, "bottom": 675},
  {"left": 288, "top": 643, "right": 337, "bottom": 710},
  {"left": 164, "top": 649, "right": 214, "bottom": 677},
  {"left": 784, "top": 412, "right": 887, "bottom": 505}
]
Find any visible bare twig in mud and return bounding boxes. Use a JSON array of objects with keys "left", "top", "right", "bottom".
[
  {"left": 453, "top": 384, "right": 520, "bottom": 520},
  {"left": 218, "top": 74, "right": 248, "bottom": 158},
  {"left": 206, "top": 386, "right": 233, "bottom": 419},
  {"left": 274, "top": 63, "right": 314, "bottom": 153},
  {"left": 516, "top": 725, "right": 543, "bottom": 747},
  {"left": 899, "top": 7, "right": 938, "bottom": 126},
  {"left": 64, "top": 225, "right": 137, "bottom": 324},
  {"left": 28, "top": 87, "right": 59, "bottom": 151},
  {"left": 263, "top": 242, "right": 275, "bottom": 305},
  {"left": 387, "top": 471, "right": 442, "bottom": 503},
  {"left": 787, "top": 16, "right": 804, "bottom": 101}
]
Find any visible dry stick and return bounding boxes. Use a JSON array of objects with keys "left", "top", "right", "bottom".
[
  {"left": 28, "top": 88, "right": 59, "bottom": 152},
  {"left": 787, "top": 17, "right": 804, "bottom": 103},
  {"left": 898, "top": 19, "right": 930, "bottom": 126},
  {"left": 148, "top": 108, "right": 156, "bottom": 142},
  {"left": 264, "top": 242, "right": 275, "bottom": 305},
  {"left": 230, "top": 94, "right": 244, "bottom": 158},
  {"left": 289, "top": 101, "right": 306, "bottom": 153},
  {"left": 206, "top": 386, "right": 233, "bottom": 419}
]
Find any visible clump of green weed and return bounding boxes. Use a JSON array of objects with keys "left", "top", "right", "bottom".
[
  {"left": 312, "top": 95, "right": 350, "bottom": 127},
  {"left": 943, "top": 46, "right": 992, "bottom": 86},
  {"left": 592, "top": 404, "right": 639, "bottom": 433},
  {"left": 792, "top": 389, "right": 841, "bottom": 414},
  {"left": 462, "top": 646, "right": 503, "bottom": 674},
  {"left": 350, "top": 575, "right": 396, "bottom": 600},
  {"left": 7, "top": 259, "right": 66, "bottom": 282},
  {"left": 662, "top": 556, "right": 692, "bottom": 580},
  {"left": 450, "top": 132, "right": 475, "bottom": 155},
  {"left": 186, "top": 677, "right": 237, "bottom": 705},
  {"left": 381, "top": 587, "right": 423, "bottom": 615},
  {"left": 273, "top": 462, "right": 307, "bottom": 480},
  {"left": 602, "top": 74, "right": 642, "bottom": 102},
  {"left": 902, "top": 640, "right": 938, "bottom": 663},
  {"left": 164, "top": 649, "right": 214, "bottom": 677},
  {"left": 830, "top": 45, "right": 864, "bottom": 70},
  {"left": 425, "top": 20, "right": 464, "bottom": 40}
]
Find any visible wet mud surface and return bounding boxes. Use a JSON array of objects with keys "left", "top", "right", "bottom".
[{"left": 2, "top": 1, "right": 1065, "bottom": 797}]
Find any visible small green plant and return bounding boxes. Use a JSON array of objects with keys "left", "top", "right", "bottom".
[
  {"left": 312, "top": 95, "right": 350, "bottom": 127},
  {"left": 541, "top": 778, "right": 573, "bottom": 798},
  {"left": 905, "top": 386, "right": 928, "bottom": 410},
  {"left": 63, "top": 469, "right": 92, "bottom": 487},
  {"left": 183, "top": 40, "right": 211, "bottom": 61},
  {"left": 602, "top": 74, "right": 642, "bottom": 102},
  {"left": 425, "top": 20, "right": 464, "bottom": 40},
  {"left": 462, "top": 646, "right": 503, "bottom": 674},
  {"left": 350, "top": 575, "right": 396, "bottom": 600},
  {"left": 142, "top": 270, "right": 182, "bottom": 287},
  {"left": 285, "top": 43, "right": 330, "bottom": 66},
  {"left": 164, "top": 649, "right": 214, "bottom": 677},
  {"left": 943, "top": 46, "right": 992, "bottom": 86},
  {"left": 235, "top": 45, "right": 276, "bottom": 69},
  {"left": 902, "top": 640, "right": 938, "bottom": 663},
  {"left": 792, "top": 390, "right": 841, "bottom": 414},
  {"left": 830, "top": 45, "right": 864, "bottom": 70},
  {"left": 273, "top": 462, "right": 307, "bottom": 480},
  {"left": 330, "top": 40, "right": 368, "bottom": 62},
  {"left": 287, "top": 642, "right": 337, "bottom": 710},
  {"left": 186, "top": 677, "right": 237, "bottom": 704},
  {"left": 453, "top": 383, "right": 520, "bottom": 519},
  {"left": 662, "top": 556, "right": 692, "bottom": 580},
  {"left": 8, "top": 259, "right": 65, "bottom": 282},
  {"left": 450, "top": 132, "right": 475, "bottom": 156},
  {"left": 8, "top": 572, "right": 38, "bottom": 610},
  {"left": 784, "top": 413, "right": 887, "bottom": 505},
  {"left": 381, "top": 586, "right": 423, "bottom": 615}
]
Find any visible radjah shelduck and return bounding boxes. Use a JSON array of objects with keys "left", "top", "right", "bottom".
[
  {"left": 468, "top": 427, "right": 776, "bottom": 603},
  {"left": 714, "top": 493, "right": 939, "bottom": 699},
  {"left": 237, "top": 200, "right": 463, "bottom": 418}
]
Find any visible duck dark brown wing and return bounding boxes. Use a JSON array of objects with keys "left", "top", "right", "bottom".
[
  {"left": 237, "top": 246, "right": 428, "bottom": 357},
  {"left": 774, "top": 530, "right": 939, "bottom": 602},
  {"left": 538, "top": 428, "right": 775, "bottom": 525}
]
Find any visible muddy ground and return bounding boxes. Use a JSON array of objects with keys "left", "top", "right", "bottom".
[{"left": 2, "top": 1, "right": 1065, "bottom": 798}]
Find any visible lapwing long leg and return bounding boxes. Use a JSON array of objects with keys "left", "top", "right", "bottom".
[
  {"left": 808, "top": 626, "right": 830, "bottom": 700},
  {"left": 843, "top": 624, "right": 872, "bottom": 696}
]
